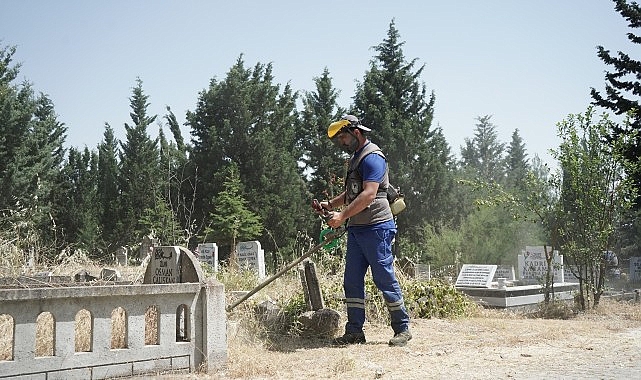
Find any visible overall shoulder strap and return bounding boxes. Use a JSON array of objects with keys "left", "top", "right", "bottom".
[{"left": 351, "top": 142, "right": 385, "bottom": 170}]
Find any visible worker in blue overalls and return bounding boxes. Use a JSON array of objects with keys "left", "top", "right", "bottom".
[{"left": 320, "top": 114, "right": 411, "bottom": 347}]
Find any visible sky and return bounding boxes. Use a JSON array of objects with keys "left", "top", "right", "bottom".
[{"left": 1, "top": 1, "right": 634, "bottom": 166}]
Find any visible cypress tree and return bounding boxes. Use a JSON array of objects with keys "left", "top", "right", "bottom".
[
  {"left": 117, "top": 78, "right": 159, "bottom": 246},
  {"left": 97, "top": 124, "right": 120, "bottom": 250},
  {"left": 352, "top": 20, "right": 455, "bottom": 252},
  {"left": 505, "top": 129, "right": 530, "bottom": 194}
]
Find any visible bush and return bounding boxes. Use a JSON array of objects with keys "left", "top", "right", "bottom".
[{"left": 402, "top": 279, "right": 476, "bottom": 319}]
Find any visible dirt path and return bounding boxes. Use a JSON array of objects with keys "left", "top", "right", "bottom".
[{"left": 142, "top": 306, "right": 641, "bottom": 380}]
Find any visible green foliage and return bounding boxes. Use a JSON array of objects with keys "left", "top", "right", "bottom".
[
  {"left": 0, "top": 44, "right": 67, "bottom": 261},
  {"left": 552, "top": 108, "right": 638, "bottom": 309},
  {"left": 460, "top": 115, "right": 506, "bottom": 183},
  {"left": 459, "top": 207, "right": 541, "bottom": 266},
  {"left": 402, "top": 279, "right": 476, "bottom": 319},
  {"left": 279, "top": 290, "right": 308, "bottom": 320},
  {"left": 54, "top": 147, "right": 101, "bottom": 254},
  {"left": 320, "top": 271, "right": 475, "bottom": 323},
  {"left": 203, "top": 163, "right": 263, "bottom": 257},
  {"left": 591, "top": 0, "right": 641, "bottom": 209},
  {"left": 97, "top": 125, "right": 120, "bottom": 250},
  {"left": 351, "top": 20, "right": 456, "bottom": 255},
  {"left": 187, "top": 57, "right": 308, "bottom": 262},
  {"left": 299, "top": 68, "right": 347, "bottom": 200},
  {"left": 139, "top": 195, "right": 182, "bottom": 246},
  {"left": 117, "top": 78, "right": 159, "bottom": 245}
]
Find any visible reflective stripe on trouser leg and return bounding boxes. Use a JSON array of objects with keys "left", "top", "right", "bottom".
[{"left": 356, "top": 227, "right": 410, "bottom": 334}]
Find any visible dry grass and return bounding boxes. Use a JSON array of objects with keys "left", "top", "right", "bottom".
[
  {"left": 217, "top": 298, "right": 641, "bottom": 379},
  {"left": 0, "top": 314, "right": 12, "bottom": 361},
  {"left": 4, "top": 248, "right": 641, "bottom": 379}
]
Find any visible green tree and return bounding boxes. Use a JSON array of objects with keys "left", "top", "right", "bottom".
[
  {"left": 552, "top": 108, "right": 637, "bottom": 309},
  {"left": 0, "top": 44, "right": 67, "bottom": 261},
  {"left": 163, "top": 106, "right": 200, "bottom": 246},
  {"left": 188, "top": 57, "right": 308, "bottom": 265},
  {"left": 298, "top": 68, "right": 347, "bottom": 240},
  {"left": 97, "top": 124, "right": 120, "bottom": 252},
  {"left": 55, "top": 147, "right": 100, "bottom": 253},
  {"left": 351, "top": 20, "right": 455, "bottom": 254},
  {"left": 461, "top": 154, "right": 558, "bottom": 302},
  {"left": 505, "top": 129, "right": 530, "bottom": 193},
  {"left": 591, "top": 0, "right": 641, "bottom": 208},
  {"left": 460, "top": 115, "right": 506, "bottom": 183},
  {"left": 117, "top": 78, "right": 159, "bottom": 246},
  {"left": 299, "top": 68, "right": 346, "bottom": 200},
  {"left": 203, "top": 163, "right": 262, "bottom": 266}
]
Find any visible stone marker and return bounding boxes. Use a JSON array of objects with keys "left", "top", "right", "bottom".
[
  {"left": 300, "top": 260, "right": 324, "bottom": 311},
  {"left": 142, "top": 246, "right": 204, "bottom": 284},
  {"left": 147, "top": 246, "right": 180, "bottom": 284},
  {"left": 236, "top": 240, "right": 266, "bottom": 279},
  {"left": 630, "top": 257, "right": 641, "bottom": 283},
  {"left": 455, "top": 264, "right": 497, "bottom": 288},
  {"left": 115, "top": 246, "right": 128, "bottom": 266},
  {"left": 140, "top": 234, "right": 159, "bottom": 259},
  {"left": 298, "top": 308, "right": 340, "bottom": 337},
  {"left": 518, "top": 246, "right": 564, "bottom": 284},
  {"left": 197, "top": 242, "right": 219, "bottom": 272},
  {"left": 492, "top": 265, "right": 515, "bottom": 282},
  {"left": 100, "top": 268, "right": 121, "bottom": 281}
]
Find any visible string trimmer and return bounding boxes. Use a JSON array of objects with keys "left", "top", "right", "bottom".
[{"left": 225, "top": 199, "right": 345, "bottom": 312}]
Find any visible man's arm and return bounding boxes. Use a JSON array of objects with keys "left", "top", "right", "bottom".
[{"left": 326, "top": 181, "right": 379, "bottom": 229}]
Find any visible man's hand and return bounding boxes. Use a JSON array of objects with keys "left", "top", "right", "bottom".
[
  {"left": 320, "top": 200, "right": 332, "bottom": 211},
  {"left": 327, "top": 211, "right": 346, "bottom": 229},
  {"left": 311, "top": 199, "right": 326, "bottom": 216}
]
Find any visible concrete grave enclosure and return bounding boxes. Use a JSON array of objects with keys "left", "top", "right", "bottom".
[{"left": 0, "top": 246, "right": 227, "bottom": 379}]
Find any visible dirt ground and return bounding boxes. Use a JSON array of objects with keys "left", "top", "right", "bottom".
[{"left": 139, "top": 301, "right": 641, "bottom": 380}]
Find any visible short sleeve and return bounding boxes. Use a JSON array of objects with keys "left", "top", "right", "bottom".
[{"left": 360, "top": 153, "right": 386, "bottom": 183}]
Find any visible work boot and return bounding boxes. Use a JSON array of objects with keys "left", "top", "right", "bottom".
[
  {"left": 332, "top": 331, "right": 366, "bottom": 345},
  {"left": 388, "top": 330, "right": 412, "bottom": 347}
]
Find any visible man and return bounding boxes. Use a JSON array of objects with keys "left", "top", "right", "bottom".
[{"left": 320, "top": 114, "right": 412, "bottom": 347}]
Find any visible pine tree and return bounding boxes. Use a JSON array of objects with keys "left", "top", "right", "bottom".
[
  {"left": 298, "top": 68, "right": 347, "bottom": 238},
  {"left": 459, "top": 115, "right": 506, "bottom": 183},
  {"left": 4, "top": 88, "right": 67, "bottom": 259},
  {"left": 591, "top": 0, "right": 641, "bottom": 207},
  {"left": 188, "top": 57, "right": 308, "bottom": 262},
  {"left": 299, "top": 68, "right": 347, "bottom": 198},
  {"left": 55, "top": 147, "right": 100, "bottom": 252},
  {"left": 352, "top": 20, "right": 455, "bottom": 252},
  {"left": 203, "top": 163, "right": 262, "bottom": 266},
  {"left": 97, "top": 124, "right": 120, "bottom": 250},
  {"left": 505, "top": 129, "right": 530, "bottom": 193},
  {"left": 117, "top": 78, "right": 159, "bottom": 246}
]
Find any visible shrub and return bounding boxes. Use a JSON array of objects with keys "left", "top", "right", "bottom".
[{"left": 402, "top": 279, "right": 476, "bottom": 319}]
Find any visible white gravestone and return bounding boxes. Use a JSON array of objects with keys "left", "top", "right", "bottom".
[
  {"left": 455, "top": 264, "right": 497, "bottom": 288},
  {"left": 630, "top": 257, "right": 641, "bottom": 283},
  {"left": 518, "top": 246, "right": 564, "bottom": 284},
  {"left": 237, "top": 240, "right": 266, "bottom": 279},
  {"left": 492, "top": 265, "right": 515, "bottom": 281},
  {"left": 115, "top": 246, "right": 128, "bottom": 266},
  {"left": 563, "top": 264, "right": 580, "bottom": 282},
  {"left": 197, "top": 242, "right": 218, "bottom": 272},
  {"left": 149, "top": 246, "right": 180, "bottom": 284}
]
